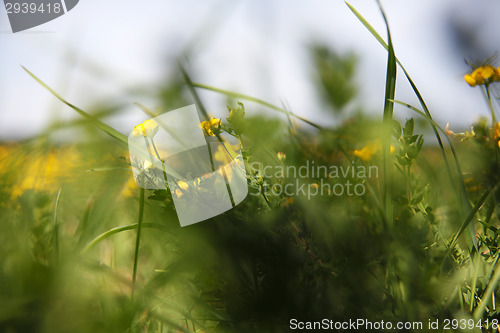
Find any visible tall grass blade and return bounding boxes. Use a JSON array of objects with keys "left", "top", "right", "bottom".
[
  {"left": 23, "top": 66, "right": 129, "bottom": 145},
  {"left": 132, "top": 187, "right": 145, "bottom": 293},
  {"left": 345, "top": 2, "right": 476, "bottom": 249},
  {"left": 23, "top": 67, "right": 185, "bottom": 181},
  {"left": 376, "top": 0, "right": 397, "bottom": 227},
  {"left": 81, "top": 222, "right": 170, "bottom": 254},
  {"left": 474, "top": 260, "right": 500, "bottom": 321},
  {"left": 179, "top": 64, "right": 211, "bottom": 122},
  {"left": 191, "top": 82, "right": 323, "bottom": 129},
  {"left": 53, "top": 188, "right": 62, "bottom": 263},
  {"left": 449, "top": 187, "right": 492, "bottom": 249}
]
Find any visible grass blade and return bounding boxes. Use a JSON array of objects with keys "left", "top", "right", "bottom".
[
  {"left": 132, "top": 187, "right": 145, "bottom": 294},
  {"left": 24, "top": 66, "right": 185, "bottom": 181},
  {"left": 191, "top": 82, "right": 323, "bottom": 130},
  {"left": 23, "top": 66, "right": 128, "bottom": 145},
  {"left": 53, "top": 188, "right": 62, "bottom": 263},
  {"left": 449, "top": 187, "right": 492, "bottom": 250},
  {"left": 81, "top": 222, "right": 171, "bottom": 254},
  {"left": 179, "top": 64, "right": 211, "bottom": 122},
  {"left": 345, "top": 2, "right": 476, "bottom": 249},
  {"left": 473, "top": 259, "right": 500, "bottom": 321},
  {"left": 377, "top": 0, "right": 397, "bottom": 227}
]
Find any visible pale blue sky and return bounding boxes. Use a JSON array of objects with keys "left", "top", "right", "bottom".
[{"left": 1, "top": 0, "right": 499, "bottom": 140}]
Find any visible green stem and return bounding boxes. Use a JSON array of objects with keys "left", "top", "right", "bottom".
[
  {"left": 132, "top": 187, "right": 145, "bottom": 293},
  {"left": 150, "top": 138, "right": 170, "bottom": 184},
  {"left": 406, "top": 165, "right": 416, "bottom": 215},
  {"left": 237, "top": 134, "right": 272, "bottom": 209},
  {"left": 485, "top": 85, "right": 496, "bottom": 127},
  {"left": 53, "top": 188, "right": 62, "bottom": 264},
  {"left": 406, "top": 165, "right": 411, "bottom": 204}
]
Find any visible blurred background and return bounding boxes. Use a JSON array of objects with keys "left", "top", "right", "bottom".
[{"left": 1, "top": 0, "right": 500, "bottom": 141}]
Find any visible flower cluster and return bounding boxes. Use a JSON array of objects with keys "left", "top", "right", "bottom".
[
  {"left": 464, "top": 65, "right": 500, "bottom": 87},
  {"left": 200, "top": 117, "right": 221, "bottom": 136}
]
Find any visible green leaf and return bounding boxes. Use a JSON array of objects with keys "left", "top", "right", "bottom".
[{"left": 403, "top": 119, "right": 414, "bottom": 137}]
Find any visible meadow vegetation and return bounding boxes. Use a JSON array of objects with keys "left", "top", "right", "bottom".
[{"left": 2, "top": 3, "right": 500, "bottom": 332}]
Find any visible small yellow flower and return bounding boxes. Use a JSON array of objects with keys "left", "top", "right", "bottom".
[
  {"left": 353, "top": 141, "right": 394, "bottom": 162},
  {"left": 133, "top": 119, "right": 159, "bottom": 138},
  {"left": 199, "top": 117, "right": 221, "bottom": 136},
  {"left": 277, "top": 152, "right": 286, "bottom": 162},
  {"left": 464, "top": 65, "right": 500, "bottom": 87},
  {"left": 354, "top": 143, "right": 378, "bottom": 161}
]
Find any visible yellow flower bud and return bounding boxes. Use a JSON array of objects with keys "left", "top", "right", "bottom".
[{"left": 464, "top": 74, "right": 476, "bottom": 87}]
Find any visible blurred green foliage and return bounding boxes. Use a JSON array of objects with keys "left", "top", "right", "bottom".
[{"left": 311, "top": 44, "right": 358, "bottom": 113}]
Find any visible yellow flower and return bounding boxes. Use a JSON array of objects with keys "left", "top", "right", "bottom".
[
  {"left": 464, "top": 65, "right": 500, "bottom": 87},
  {"left": 277, "top": 152, "right": 286, "bottom": 162},
  {"left": 354, "top": 142, "right": 379, "bottom": 162},
  {"left": 353, "top": 141, "right": 395, "bottom": 162},
  {"left": 132, "top": 119, "right": 159, "bottom": 138},
  {"left": 199, "top": 117, "right": 221, "bottom": 136}
]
